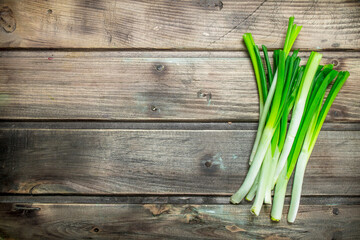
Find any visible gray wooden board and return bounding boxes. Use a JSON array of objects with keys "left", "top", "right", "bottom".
[
  {"left": 1, "top": 51, "right": 359, "bottom": 121},
  {"left": 0, "top": 0, "right": 359, "bottom": 50},
  {"left": 0, "top": 127, "right": 359, "bottom": 195},
  {"left": 0, "top": 202, "right": 359, "bottom": 239}
]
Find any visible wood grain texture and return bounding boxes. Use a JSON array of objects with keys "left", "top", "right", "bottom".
[
  {"left": 0, "top": 1, "right": 359, "bottom": 237},
  {"left": 1, "top": 51, "right": 359, "bottom": 121},
  {"left": 0, "top": 0, "right": 359, "bottom": 50},
  {"left": 0, "top": 127, "right": 359, "bottom": 195},
  {"left": 0, "top": 202, "right": 359, "bottom": 239}
]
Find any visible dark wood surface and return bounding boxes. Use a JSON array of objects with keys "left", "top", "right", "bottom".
[
  {"left": 0, "top": 198, "right": 359, "bottom": 240},
  {"left": 0, "top": 0, "right": 359, "bottom": 50},
  {"left": 1, "top": 0, "right": 360, "bottom": 239},
  {"left": 0, "top": 51, "right": 359, "bottom": 122},
  {"left": 0, "top": 124, "right": 359, "bottom": 195}
]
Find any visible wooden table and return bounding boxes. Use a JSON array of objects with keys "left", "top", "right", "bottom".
[{"left": 0, "top": 0, "right": 359, "bottom": 239}]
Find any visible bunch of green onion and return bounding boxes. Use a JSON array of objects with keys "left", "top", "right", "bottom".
[{"left": 230, "top": 16, "right": 350, "bottom": 223}]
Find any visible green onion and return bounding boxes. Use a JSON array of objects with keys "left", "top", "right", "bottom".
[
  {"left": 231, "top": 50, "right": 287, "bottom": 204},
  {"left": 230, "top": 16, "right": 349, "bottom": 223},
  {"left": 271, "top": 68, "right": 339, "bottom": 221},
  {"left": 248, "top": 19, "right": 301, "bottom": 166},
  {"left": 272, "top": 52, "right": 322, "bottom": 186},
  {"left": 243, "top": 33, "right": 265, "bottom": 115},
  {"left": 287, "top": 71, "right": 349, "bottom": 223},
  {"left": 231, "top": 17, "right": 302, "bottom": 205},
  {"left": 262, "top": 45, "right": 273, "bottom": 85},
  {"left": 273, "top": 50, "right": 280, "bottom": 75},
  {"left": 245, "top": 174, "right": 259, "bottom": 202},
  {"left": 270, "top": 52, "right": 324, "bottom": 221},
  {"left": 255, "top": 45, "right": 268, "bottom": 101}
]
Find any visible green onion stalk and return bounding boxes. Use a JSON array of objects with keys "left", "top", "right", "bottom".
[
  {"left": 264, "top": 126, "right": 280, "bottom": 204},
  {"left": 265, "top": 55, "right": 303, "bottom": 201},
  {"left": 230, "top": 15, "right": 350, "bottom": 223},
  {"left": 272, "top": 51, "right": 322, "bottom": 187},
  {"left": 231, "top": 50, "right": 286, "bottom": 206},
  {"left": 248, "top": 17, "right": 302, "bottom": 166},
  {"left": 271, "top": 65, "right": 340, "bottom": 221},
  {"left": 287, "top": 71, "right": 349, "bottom": 223},
  {"left": 245, "top": 47, "right": 275, "bottom": 203},
  {"left": 243, "top": 34, "right": 266, "bottom": 116},
  {"left": 251, "top": 50, "right": 302, "bottom": 214},
  {"left": 231, "top": 16, "right": 302, "bottom": 206}
]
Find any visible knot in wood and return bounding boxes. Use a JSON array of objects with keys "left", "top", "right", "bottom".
[
  {"left": 155, "top": 64, "right": 165, "bottom": 72},
  {"left": 331, "top": 59, "right": 339, "bottom": 67},
  {"left": 205, "top": 160, "right": 212, "bottom": 168},
  {"left": 0, "top": 6, "right": 16, "bottom": 33}
]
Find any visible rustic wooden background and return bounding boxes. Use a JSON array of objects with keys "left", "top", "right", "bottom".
[{"left": 0, "top": 0, "right": 359, "bottom": 239}]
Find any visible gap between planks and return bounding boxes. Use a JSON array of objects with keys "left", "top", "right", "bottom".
[
  {"left": 0, "top": 122, "right": 359, "bottom": 131},
  {"left": 1, "top": 50, "right": 360, "bottom": 57},
  {"left": 1, "top": 48, "right": 360, "bottom": 52},
  {"left": 0, "top": 195, "right": 359, "bottom": 205}
]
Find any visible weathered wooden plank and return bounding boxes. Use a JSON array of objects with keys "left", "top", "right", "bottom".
[
  {"left": 0, "top": 203, "right": 359, "bottom": 239},
  {"left": 0, "top": 0, "right": 359, "bottom": 50},
  {"left": 0, "top": 128, "right": 359, "bottom": 195},
  {"left": 1, "top": 51, "right": 359, "bottom": 121}
]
